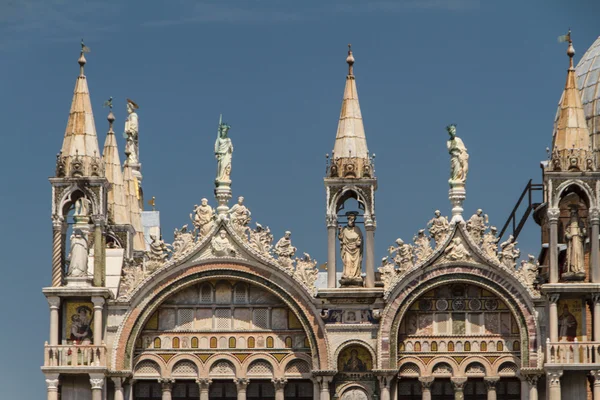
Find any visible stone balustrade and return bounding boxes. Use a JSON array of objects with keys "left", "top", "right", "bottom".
[
  {"left": 44, "top": 342, "right": 107, "bottom": 368},
  {"left": 546, "top": 339, "right": 600, "bottom": 365}
]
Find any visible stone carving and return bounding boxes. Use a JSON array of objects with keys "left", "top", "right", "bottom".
[
  {"left": 388, "top": 238, "right": 414, "bottom": 272},
  {"left": 248, "top": 223, "right": 273, "bottom": 256},
  {"left": 563, "top": 205, "right": 586, "bottom": 280},
  {"left": 378, "top": 257, "right": 397, "bottom": 290},
  {"left": 466, "top": 209, "right": 488, "bottom": 244},
  {"left": 211, "top": 229, "right": 236, "bottom": 257},
  {"left": 123, "top": 99, "right": 139, "bottom": 164},
  {"left": 190, "top": 198, "right": 215, "bottom": 237},
  {"left": 413, "top": 229, "right": 433, "bottom": 263},
  {"left": 518, "top": 254, "right": 539, "bottom": 290},
  {"left": 146, "top": 234, "right": 172, "bottom": 272},
  {"left": 119, "top": 258, "right": 146, "bottom": 298},
  {"left": 446, "top": 124, "right": 469, "bottom": 188},
  {"left": 294, "top": 253, "right": 318, "bottom": 291},
  {"left": 499, "top": 235, "right": 520, "bottom": 269},
  {"left": 172, "top": 225, "right": 194, "bottom": 258},
  {"left": 338, "top": 212, "right": 363, "bottom": 286},
  {"left": 229, "top": 196, "right": 251, "bottom": 236},
  {"left": 214, "top": 116, "right": 233, "bottom": 186},
  {"left": 274, "top": 231, "right": 296, "bottom": 271},
  {"left": 444, "top": 238, "right": 471, "bottom": 261},
  {"left": 341, "top": 389, "right": 368, "bottom": 400},
  {"left": 73, "top": 197, "right": 91, "bottom": 221},
  {"left": 427, "top": 210, "right": 449, "bottom": 245},
  {"left": 67, "top": 229, "right": 89, "bottom": 276},
  {"left": 482, "top": 226, "right": 500, "bottom": 261}
]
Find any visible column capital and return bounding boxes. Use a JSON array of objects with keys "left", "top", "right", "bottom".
[
  {"left": 548, "top": 208, "right": 561, "bottom": 222},
  {"left": 234, "top": 378, "right": 249, "bottom": 390},
  {"left": 451, "top": 377, "right": 467, "bottom": 391},
  {"left": 51, "top": 214, "right": 65, "bottom": 228},
  {"left": 326, "top": 215, "right": 338, "bottom": 228},
  {"left": 45, "top": 373, "right": 60, "bottom": 390},
  {"left": 111, "top": 377, "right": 123, "bottom": 389},
  {"left": 89, "top": 377, "right": 105, "bottom": 390},
  {"left": 590, "top": 370, "right": 600, "bottom": 384},
  {"left": 523, "top": 374, "right": 542, "bottom": 386},
  {"left": 590, "top": 208, "right": 600, "bottom": 223},
  {"left": 272, "top": 378, "right": 287, "bottom": 390},
  {"left": 196, "top": 378, "right": 212, "bottom": 389},
  {"left": 547, "top": 370, "right": 563, "bottom": 386},
  {"left": 91, "top": 215, "right": 106, "bottom": 226},
  {"left": 484, "top": 377, "right": 500, "bottom": 390},
  {"left": 548, "top": 293, "right": 560, "bottom": 304},
  {"left": 418, "top": 376, "right": 434, "bottom": 389},
  {"left": 47, "top": 296, "right": 61, "bottom": 309},
  {"left": 592, "top": 293, "right": 600, "bottom": 304},
  {"left": 91, "top": 296, "right": 106, "bottom": 307}
]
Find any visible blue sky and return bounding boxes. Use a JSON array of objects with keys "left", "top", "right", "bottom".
[{"left": 1, "top": 0, "right": 599, "bottom": 397}]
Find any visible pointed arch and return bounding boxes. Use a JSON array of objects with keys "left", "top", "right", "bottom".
[{"left": 552, "top": 179, "right": 596, "bottom": 209}]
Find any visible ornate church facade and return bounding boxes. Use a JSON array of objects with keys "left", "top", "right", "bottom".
[{"left": 42, "top": 35, "right": 600, "bottom": 400}]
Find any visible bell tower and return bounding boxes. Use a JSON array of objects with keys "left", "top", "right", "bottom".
[{"left": 324, "top": 45, "right": 377, "bottom": 288}]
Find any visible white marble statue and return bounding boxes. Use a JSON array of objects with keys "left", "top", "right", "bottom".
[
  {"left": 67, "top": 230, "right": 89, "bottom": 276},
  {"left": 413, "top": 229, "right": 433, "bottom": 263},
  {"left": 446, "top": 124, "right": 469, "bottom": 187},
  {"left": 378, "top": 257, "right": 397, "bottom": 289},
  {"left": 389, "top": 238, "right": 414, "bottom": 271},
  {"left": 466, "top": 209, "right": 488, "bottom": 244},
  {"left": 274, "top": 231, "right": 297, "bottom": 271},
  {"left": 338, "top": 212, "right": 363, "bottom": 283},
  {"left": 214, "top": 116, "right": 233, "bottom": 185},
  {"left": 190, "top": 198, "right": 215, "bottom": 237},
  {"left": 518, "top": 254, "right": 539, "bottom": 289},
  {"left": 249, "top": 223, "right": 273, "bottom": 255},
  {"left": 229, "top": 196, "right": 251, "bottom": 236},
  {"left": 211, "top": 229, "right": 236, "bottom": 257},
  {"left": 564, "top": 205, "right": 586, "bottom": 277},
  {"left": 427, "top": 210, "right": 449, "bottom": 245},
  {"left": 74, "top": 197, "right": 91, "bottom": 219},
  {"left": 444, "top": 237, "right": 471, "bottom": 261},
  {"left": 499, "top": 235, "right": 520, "bottom": 269},
  {"left": 172, "top": 225, "right": 194, "bottom": 258},
  {"left": 146, "top": 234, "right": 172, "bottom": 272},
  {"left": 294, "top": 253, "right": 319, "bottom": 290},
  {"left": 124, "top": 99, "right": 139, "bottom": 163},
  {"left": 482, "top": 226, "right": 500, "bottom": 261}
]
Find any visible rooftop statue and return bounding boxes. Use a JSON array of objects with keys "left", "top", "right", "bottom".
[
  {"left": 124, "top": 99, "right": 139, "bottom": 164},
  {"left": 482, "top": 226, "right": 500, "bottom": 261},
  {"left": 446, "top": 124, "right": 469, "bottom": 188},
  {"left": 190, "top": 198, "right": 215, "bottom": 237},
  {"left": 499, "top": 235, "right": 520, "bottom": 269},
  {"left": 211, "top": 229, "right": 236, "bottom": 257},
  {"left": 389, "top": 238, "right": 414, "bottom": 272},
  {"left": 427, "top": 210, "right": 449, "bottom": 245},
  {"left": 229, "top": 196, "right": 251, "bottom": 236},
  {"left": 214, "top": 115, "right": 233, "bottom": 186},
  {"left": 338, "top": 212, "right": 363, "bottom": 286},
  {"left": 274, "top": 231, "right": 297, "bottom": 271},
  {"left": 146, "top": 234, "right": 172, "bottom": 272},
  {"left": 466, "top": 209, "right": 488, "bottom": 244}
]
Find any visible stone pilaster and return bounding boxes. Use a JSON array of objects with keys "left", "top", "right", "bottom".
[
  {"left": 196, "top": 378, "right": 212, "bottom": 400},
  {"left": 419, "top": 377, "right": 434, "bottom": 400},
  {"left": 451, "top": 377, "right": 467, "bottom": 400},
  {"left": 548, "top": 294, "right": 560, "bottom": 342},
  {"left": 47, "top": 296, "right": 60, "bottom": 346},
  {"left": 91, "top": 296, "right": 105, "bottom": 345},
  {"left": 89, "top": 374, "right": 105, "bottom": 400},
  {"left": 364, "top": 222, "right": 376, "bottom": 288},
  {"left": 234, "top": 378, "right": 249, "bottom": 400},
  {"left": 45, "top": 373, "right": 59, "bottom": 400},
  {"left": 92, "top": 215, "right": 105, "bottom": 287},
  {"left": 548, "top": 208, "right": 560, "bottom": 283},
  {"left": 590, "top": 209, "right": 600, "bottom": 283},
  {"left": 484, "top": 377, "right": 499, "bottom": 400},
  {"left": 327, "top": 216, "right": 337, "bottom": 288},
  {"left": 112, "top": 377, "right": 124, "bottom": 400},
  {"left": 272, "top": 378, "right": 287, "bottom": 400},
  {"left": 159, "top": 378, "right": 174, "bottom": 400}
]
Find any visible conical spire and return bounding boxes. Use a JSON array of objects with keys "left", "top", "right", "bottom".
[
  {"left": 332, "top": 44, "right": 369, "bottom": 160},
  {"left": 102, "top": 99, "right": 129, "bottom": 225},
  {"left": 123, "top": 159, "right": 146, "bottom": 251},
  {"left": 552, "top": 32, "right": 590, "bottom": 152},
  {"left": 57, "top": 40, "right": 103, "bottom": 177}
]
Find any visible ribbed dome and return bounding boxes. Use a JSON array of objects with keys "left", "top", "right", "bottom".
[{"left": 575, "top": 36, "right": 600, "bottom": 141}]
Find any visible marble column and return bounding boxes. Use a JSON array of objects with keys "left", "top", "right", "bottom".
[
  {"left": 51, "top": 216, "right": 64, "bottom": 287},
  {"left": 591, "top": 209, "right": 600, "bottom": 283},
  {"left": 45, "top": 374, "right": 59, "bottom": 400},
  {"left": 89, "top": 374, "right": 104, "bottom": 400},
  {"left": 312, "top": 379, "right": 320, "bottom": 400},
  {"left": 590, "top": 371, "right": 600, "bottom": 400},
  {"left": 319, "top": 376, "right": 332, "bottom": 400},
  {"left": 235, "top": 378, "right": 249, "bottom": 400},
  {"left": 549, "top": 294, "right": 560, "bottom": 342},
  {"left": 159, "top": 378, "right": 174, "bottom": 400},
  {"left": 525, "top": 375, "right": 539, "bottom": 400},
  {"left": 196, "top": 378, "right": 211, "bottom": 400},
  {"left": 593, "top": 294, "right": 600, "bottom": 342},
  {"left": 419, "top": 377, "right": 434, "bottom": 400},
  {"left": 377, "top": 375, "right": 391, "bottom": 400},
  {"left": 548, "top": 209, "right": 560, "bottom": 283},
  {"left": 272, "top": 378, "right": 287, "bottom": 400},
  {"left": 112, "top": 377, "right": 124, "bottom": 400},
  {"left": 92, "top": 216, "right": 105, "bottom": 287},
  {"left": 451, "top": 378, "right": 466, "bottom": 400},
  {"left": 91, "top": 296, "right": 105, "bottom": 346},
  {"left": 47, "top": 297, "right": 60, "bottom": 346},
  {"left": 327, "top": 220, "right": 337, "bottom": 288},
  {"left": 364, "top": 223, "right": 376, "bottom": 288},
  {"left": 547, "top": 371, "right": 562, "bottom": 400},
  {"left": 484, "top": 377, "right": 499, "bottom": 400}
]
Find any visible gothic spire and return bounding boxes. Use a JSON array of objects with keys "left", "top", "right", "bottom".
[
  {"left": 57, "top": 40, "right": 103, "bottom": 177},
  {"left": 102, "top": 100, "right": 129, "bottom": 225},
  {"left": 552, "top": 31, "right": 590, "bottom": 153}
]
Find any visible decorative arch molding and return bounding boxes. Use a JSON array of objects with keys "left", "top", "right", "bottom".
[
  {"left": 112, "top": 264, "right": 329, "bottom": 371},
  {"left": 327, "top": 185, "right": 374, "bottom": 219},
  {"left": 55, "top": 183, "right": 102, "bottom": 219},
  {"left": 552, "top": 179, "right": 597, "bottom": 209},
  {"left": 242, "top": 353, "right": 279, "bottom": 378},
  {"left": 427, "top": 356, "right": 459, "bottom": 375},
  {"left": 492, "top": 356, "right": 521, "bottom": 376},
  {"left": 204, "top": 353, "right": 243, "bottom": 377},
  {"left": 378, "top": 267, "right": 540, "bottom": 371},
  {"left": 166, "top": 354, "right": 204, "bottom": 377},
  {"left": 333, "top": 339, "right": 377, "bottom": 371},
  {"left": 397, "top": 357, "right": 426, "bottom": 376},
  {"left": 281, "top": 353, "right": 313, "bottom": 379},
  {"left": 132, "top": 354, "right": 167, "bottom": 379},
  {"left": 459, "top": 356, "right": 493, "bottom": 376},
  {"left": 335, "top": 382, "right": 372, "bottom": 400}
]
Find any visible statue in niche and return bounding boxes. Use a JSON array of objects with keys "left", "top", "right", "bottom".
[
  {"left": 294, "top": 253, "right": 319, "bottom": 290},
  {"left": 146, "top": 234, "right": 172, "bottom": 272},
  {"left": 172, "top": 225, "right": 194, "bottom": 258},
  {"left": 518, "top": 254, "right": 539, "bottom": 289},
  {"left": 413, "top": 229, "right": 433, "bottom": 263},
  {"left": 229, "top": 196, "right": 251, "bottom": 236},
  {"left": 274, "top": 231, "right": 297, "bottom": 271},
  {"left": 499, "top": 235, "right": 520, "bottom": 269},
  {"left": 190, "top": 198, "right": 215, "bottom": 237},
  {"left": 466, "top": 209, "right": 488, "bottom": 244},
  {"left": 444, "top": 238, "right": 471, "bottom": 261},
  {"left": 446, "top": 124, "right": 469, "bottom": 188},
  {"left": 211, "top": 229, "right": 236, "bottom": 257},
  {"left": 428, "top": 210, "right": 449, "bottom": 245},
  {"left": 563, "top": 205, "right": 586, "bottom": 279},
  {"left": 73, "top": 197, "right": 91, "bottom": 223},
  {"left": 482, "top": 226, "right": 500, "bottom": 261},
  {"left": 389, "top": 238, "right": 413, "bottom": 271},
  {"left": 214, "top": 115, "right": 233, "bottom": 186},
  {"left": 67, "top": 229, "right": 89, "bottom": 276},
  {"left": 249, "top": 223, "right": 273, "bottom": 255},
  {"left": 338, "top": 212, "right": 363, "bottom": 285},
  {"left": 123, "top": 99, "right": 139, "bottom": 163}
]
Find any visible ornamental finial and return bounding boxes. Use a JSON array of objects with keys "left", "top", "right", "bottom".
[
  {"left": 78, "top": 39, "right": 90, "bottom": 76},
  {"left": 346, "top": 44, "right": 355, "bottom": 76}
]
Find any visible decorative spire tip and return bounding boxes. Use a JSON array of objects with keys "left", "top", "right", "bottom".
[{"left": 346, "top": 44, "right": 355, "bottom": 76}]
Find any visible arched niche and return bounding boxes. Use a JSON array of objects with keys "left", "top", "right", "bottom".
[{"left": 337, "top": 344, "right": 373, "bottom": 373}]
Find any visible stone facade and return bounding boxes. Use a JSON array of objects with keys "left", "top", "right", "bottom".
[{"left": 41, "top": 37, "right": 600, "bottom": 400}]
